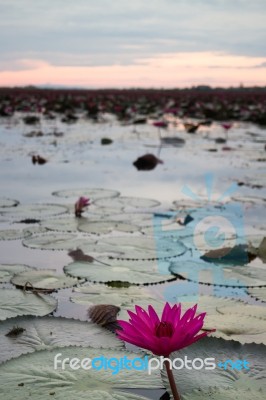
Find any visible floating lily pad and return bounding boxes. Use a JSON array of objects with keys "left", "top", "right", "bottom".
[
  {"left": 97, "top": 236, "right": 187, "bottom": 260},
  {"left": 11, "top": 269, "right": 79, "bottom": 290},
  {"left": 216, "top": 302, "right": 266, "bottom": 320},
  {"left": 204, "top": 314, "right": 266, "bottom": 344},
  {"left": 182, "top": 387, "right": 263, "bottom": 400},
  {"left": 0, "top": 316, "right": 123, "bottom": 364},
  {"left": 0, "top": 347, "right": 162, "bottom": 400},
  {"left": 0, "top": 264, "right": 35, "bottom": 283},
  {"left": 64, "top": 259, "right": 173, "bottom": 284},
  {"left": 0, "top": 289, "right": 57, "bottom": 320},
  {"left": 0, "top": 198, "right": 19, "bottom": 208},
  {"left": 94, "top": 196, "right": 160, "bottom": 209},
  {"left": 52, "top": 188, "right": 120, "bottom": 200},
  {"left": 248, "top": 287, "right": 266, "bottom": 302},
  {"left": 162, "top": 336, "right": 266, "bottom": 397},
  {"left": 170, "top": 261, "right": 266, "bottom": 287},
  {"left": 0, "top": 228, "right": 32, "bottom": 241},
  {"left": 72, "top": 283, "right": 163, "bottom": 307},
  {"left": 23, "top": 233, "right": 79, "bottom": 250},
  {"left": 78, "top": 219, "right": 139, "bottom": 234},
  {"left": 1, "top": 204, "right": 68, "bottom": 219}
]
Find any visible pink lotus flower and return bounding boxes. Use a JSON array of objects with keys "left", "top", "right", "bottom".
[
  {"left": 74, "top": 196, "right": 90, "bottom": 217},
  {"left": 117, "top": 302, "right": 215, "bottom": 357}
]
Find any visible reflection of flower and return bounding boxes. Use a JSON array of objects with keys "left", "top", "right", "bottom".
[
  {"left": 117, "top": 302, "right": 215, "bottom": 357},
  {"left": 74, "top": 196, "right": 90, "bottom": 217}
]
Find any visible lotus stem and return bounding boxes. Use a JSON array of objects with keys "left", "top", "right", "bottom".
[{"left": 164, "top": 359, "right": 181, "bottom": 400}]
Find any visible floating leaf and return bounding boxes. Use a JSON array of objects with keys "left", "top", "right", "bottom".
[
  {"left": 64, "top": 259, "right": 173, "bottom": 284},
  {"left": 0, "top": 347, "right": 162, "bottom": 400},
  {"left": 0, "top": 198, "right": 19, "bottom": 208},
  {"left": 170, "top": 260, "right": 266, "bottom": 287},
  {"left": 257, "top": 237, "right": 266, "bottom": 263},
  {"left": 204, "top": 314, "right": 266, "bottom": 344},
  {"left": 52, "top": 188, "right": 120, "bottom": 200},
  {"left": 0, "top": 316, "right": 123, "bottom": 364},
  {"left": 0, "top": 289, "right": 57, "bottom": 320},
  {"left": 94, "top": 196, "right": 160, "bottom": 209},
  {"left": 11, "top": 269, "right": 79, "bottom": 290},
  {"left": 182, "top": 387, "right": 264, "bottom": 400},
  {"left": 98, "top": 236, "right": 186, "bottom": 260},
  {"left": 248, "top": 287, "right": 266, "bottom": 302},
  {"left": 23, "top": 233, "right": 79, "bottom": 250},
  {"left": 0, "top": 228, "right": 32, "bottom": 241},
  {"left": 78, "top": 220, "right": 139, "bottom": 234},
  {"left": 0, "top": 264, "right": 35, "bottom": 283},
  {"left": 89, "top": 304, "right": 120, "bottom": 328},
  {"left": 161, "top": 336, "right": 266, "bottom": 397},
  {"left": 1, "top": 204, "right": 68, "bottom": 219},
  {"left": 200, "top": 244, "right": 256, "bottom": 266},
  {"left": 216, "top": 302, "right": 266, "bottom": 320}
]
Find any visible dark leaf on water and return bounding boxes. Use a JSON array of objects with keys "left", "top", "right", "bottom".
[
  {"left": 68, "top": 248, "right": 94, "bottom": 263},
  {"left": 88, "top": 304, "right": 120, "bottom": 331},
  {"left": 200, "top": 244, "right": 257, "bottom": 265},
  {"left": 32, "top": 155, "right": 47, "bottom": 165},
  {"left": 133, "top": 153, "right": 163, "bottom": 171}
]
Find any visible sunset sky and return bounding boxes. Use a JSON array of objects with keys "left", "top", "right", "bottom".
[{"left": 1, "top": 0, "right": 266, "bottom": 88}]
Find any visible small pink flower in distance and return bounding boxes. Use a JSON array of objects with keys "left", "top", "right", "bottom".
[
  {"left": 153, "top": 120, "right": 168, "bottom": 128},
  {"left": 74, "top": 196, "right": 90, "bottom": 217},
  {"left": 117, "top": 303, "right": 215, "bottom": 357},
  {"left": 221, "top": 123, "right": 233, "bottom": 130}
]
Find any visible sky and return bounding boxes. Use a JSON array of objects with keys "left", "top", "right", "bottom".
[{"left": 0, "top": 0, "right": 266, "bottom": 88}]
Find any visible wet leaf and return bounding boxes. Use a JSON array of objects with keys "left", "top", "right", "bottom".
[{"left": 0, "top": 289, "right": 57, "bottom": 320}]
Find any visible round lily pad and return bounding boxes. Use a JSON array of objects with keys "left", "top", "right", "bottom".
[
  {"left": 64, "top": 259, "right": 173, "bottom": 284},
  {"left": 0, "top": 316, "right": 123, "bottom": 364},
  {"left": 94, "top": 196, "right": 160, "bottom": 209},
  {"left": 170, "top": 261, "right": 266, "bottom": 287},
  {"left": 97, "top": 236, "right": 187, "bottom": 260},
  {"left": 23, "top": 233, "right": 79, "bottom": 250},
  {"left": 0, "top": 264, "right": 35, "bottom": 283},
  {"left": 1, "top": 203, "right": 68, "bottom": 219},
  {"left": 11, "top": 269, "right": 79, "bottom": 290},
  {"left": 0, "top": 346, "right": 162, "bottom": 400},
  {"left": 52, "top": 188, "right": 120, "bottom": 199},
  {"left": 0, "top": 198, "right": 19, "bottom": 208},
  {"left": 0, "top": 289, "right": 57, "bottom": 320},
  {"left": 0, "top": 228, "right": 32, "bottom": 241},
  {"left": 162, "top": 336, "right": 266, "bottom": 397},
  {"left": 248, "top": 287, "right": 266, "bottom": 302}
]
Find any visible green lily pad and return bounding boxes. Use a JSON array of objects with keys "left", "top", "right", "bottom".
[
  {"left": 248, "top": 287, "right": 266, "bottom": 302},
  {"left": 162, "top": 336, "right": 266, "bottom": 397},
  {"left": 0, "top": 347, "right": 162, "bottom": 400},
  {"left": 204, "top": 314, "right": 266, "bottom": 344},
  {"left": 0, "top": 228, "right": 32, "bottom": 241},
  {"left": 98, "top": 236, "right": 187, "bottom": 260},
  {"left": 0, "top": 316, "right": 123, "bottom": 364},
  {"left": 64, "top": 259, "right": 173, "bottom": 284},
  {"left": 182, "top": 388, "right": 264, "bottom": 400},
  {"left": 52, "top": 188, "right": 120, "bottom": 200},
  {"left": 94, "top": 196, "right": 160, "bottom": 209},
  {"left": 0, "top": 289, "right": 57, "bottom": 320},
  {"left": 23, "top": 233, "right": 79, "bottom": 250},
  {"left": 1, "top": 204, "right": 68, "bottom": 219},
  {"left": 0, "top": 197, "right": 19, "bottom": 208},
  {"left": 11, "top": 269, "right": 79, "bottom": 290},
  {"left": 170, "top": 261, "right": 266, "bottom": 287},
  {"left": 72, "top": 283, "right": 163, "bottom": 306},
  {"left": 0, "top": 264, "right": 35, "bottom": 283}
]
